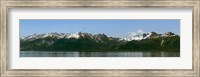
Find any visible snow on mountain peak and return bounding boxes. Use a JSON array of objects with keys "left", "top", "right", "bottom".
[
  {"left": 67, "top": 32, "right": 80, "bottom": 39},
  {"left": 121, "top": 30, "right": 152, "bottom": 41},
  {"left": 120, "top": 30, "right": 179, "bottom": 41},
  {"left": 162, "top": 32, "right": 176, "bottom": 37},
  {"left": 21, "top": 32, "right": 95, "bottom": 41}
]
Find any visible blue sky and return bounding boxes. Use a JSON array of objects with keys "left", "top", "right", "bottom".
[{"left": 20, "top": 19, "right": 180, "bottom": 38}]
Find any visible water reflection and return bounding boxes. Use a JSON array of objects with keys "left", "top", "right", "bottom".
[{"left": 20, "top": 51, "right": 180, "bottom": 57}]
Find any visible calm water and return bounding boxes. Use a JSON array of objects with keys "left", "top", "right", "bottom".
[{"left": 20, "top": 51, "right": 180, "bottom": 57}]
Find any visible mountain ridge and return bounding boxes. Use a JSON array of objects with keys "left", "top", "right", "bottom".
[
  {"left": 20, "top": 31, "right": 180, "bottom": 51},
  {"left": 21, "top": 31, "right": 178, "bottom": 42}
]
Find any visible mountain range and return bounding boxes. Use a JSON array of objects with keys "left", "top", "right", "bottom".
[{"left": 20, "top": 31, "right": 180, "bottom": 51}]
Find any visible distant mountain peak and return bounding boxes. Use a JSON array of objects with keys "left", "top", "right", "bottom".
[
  {"left": 162, "top": 32, "right": 176, "bottom": 37},
  {"left": 120, "top": 31, "right": 178, "bottom": 41},
  {"left": 120, "top": 33, "right": 151, "bottom": 41}
]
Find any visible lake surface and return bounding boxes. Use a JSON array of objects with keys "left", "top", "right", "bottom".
[{"left": 20, "top": 51, "right": 180, "bottom": 57}]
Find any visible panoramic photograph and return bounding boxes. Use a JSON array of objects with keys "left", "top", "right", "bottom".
[{"left": 20, "top": 19, "right": 180, "bottom": 57}]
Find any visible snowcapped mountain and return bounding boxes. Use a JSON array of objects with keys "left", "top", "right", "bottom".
[
  {"left": 21, "top": 32, "right": 81, "bottom": 41},
  {"left": 21, "top": 32, "right": 109, "bottom": 42},
  {"left": 21, "top": 31, "right": 178, "bottom": 42},
  {"left": 20, "top": 31, "right": 180, "bottom": 51},
  {"left": 120, "top": 30, "right": 152, "bottom": 41},
  {"left": 120, "top": 30, "right": 177, "bottom": 41}
]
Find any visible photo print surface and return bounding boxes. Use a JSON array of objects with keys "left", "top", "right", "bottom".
[{"left": 20, "top": 19, "right": 180, "bottom": 57}]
